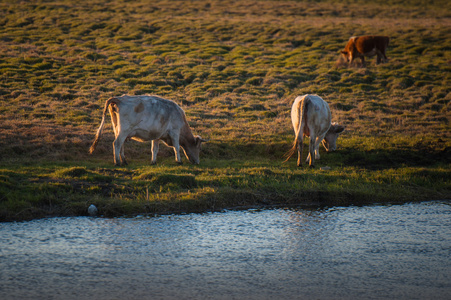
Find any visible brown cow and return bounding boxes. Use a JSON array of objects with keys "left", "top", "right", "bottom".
[{"left": 341, "top": 36, "right": 389, "bottom": 66}]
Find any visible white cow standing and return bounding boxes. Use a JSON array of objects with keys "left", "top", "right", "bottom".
[
  {"left": 285, "top": 94, "right": 345, "bottom": 167},
  {"left": 89, "top": 95, "right": 206, "bottom": 166}
]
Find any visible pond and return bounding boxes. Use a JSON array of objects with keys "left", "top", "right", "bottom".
[{"left": 1, "top": 201, "right": 450, "bottom": 299}]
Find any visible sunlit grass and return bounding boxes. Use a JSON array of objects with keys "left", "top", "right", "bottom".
[
  {"left": 1, "top": 158, "right": 449, "bottom": 221},
  {"left": 0, "top": 0, "right": 449, "bottom": 220}
]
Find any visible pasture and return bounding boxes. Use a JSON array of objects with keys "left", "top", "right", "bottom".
[{"left": 0, "top": 0, "right": 450, "bottom": 221}]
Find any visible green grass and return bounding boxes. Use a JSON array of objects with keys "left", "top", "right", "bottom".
[
  {"left": 0, "top": 0, "right": 450, "bottom": 221},
  {"left": 1, "top": 155, "right": 449, "bottom": 222}
]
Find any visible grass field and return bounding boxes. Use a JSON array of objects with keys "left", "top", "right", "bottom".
[{"left": 0, "top": 0, "right": 450, "bottom": 221}]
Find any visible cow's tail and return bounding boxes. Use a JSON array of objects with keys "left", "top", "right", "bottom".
[
  {"left": 89, "top": 97, "right": 119, "bottom": 154},
  {"left": 283, "top": 96, "right": 308, "bottom": 162}
]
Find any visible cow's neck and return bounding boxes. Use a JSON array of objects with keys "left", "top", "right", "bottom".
[{"left": 179, "top": 121, "right": 195, "bottom": 147}]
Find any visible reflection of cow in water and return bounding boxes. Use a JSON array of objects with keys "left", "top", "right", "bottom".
[
  {"left": 341, "top": 36, "right": 390, "bottom": 66},
  {"left": 285, "top": 95, "right": 345, "bottom": 167},
  {"left": 89, "top": 95, "right": 207, "bottom": 166}
]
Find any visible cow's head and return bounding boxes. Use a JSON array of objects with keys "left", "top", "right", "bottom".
[
  {"left": 341, "top": 50, "right": 351, "bottom": 63},
  {"left": 322, "top": 123, "right": 345, "bottom": 152},
  {"left": 182, "top": 136, "right": 208, "bottom": 165}
]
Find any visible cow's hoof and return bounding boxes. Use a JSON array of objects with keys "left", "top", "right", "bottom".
[
  {"left": 176, "top": 162, "right": 183, "bottom": 165},
  {"left": 309, "top": 165, "right": 315, "bottom": 169},
  {"left": 150, "top": 161, "right": 157, "bottom": 165}
]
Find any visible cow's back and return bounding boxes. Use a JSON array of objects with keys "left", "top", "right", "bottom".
[
  {"left": 344, "top": 36, "right": 358, "bottom": 52},
  {"left": 115, "top": 95, "right": 187, "bottom": 141},
  {"left": 291, "top": 94, "right": 331, "bottom": 136},
  {"left": 118, "top": 95, "right": 184, "bottom": 119},
  {"left": 304, "top": 95, "right": 331, "bottom": 134},
  {"left": 117, "top": 94, "right": 181, "bottom": 113},
  {"left": 355, "top": 36, "right": 389, "bottom": 52}
]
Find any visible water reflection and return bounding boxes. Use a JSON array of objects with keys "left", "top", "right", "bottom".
[{"left": 1, "top": 201, "right": 450, "bottom": 299}]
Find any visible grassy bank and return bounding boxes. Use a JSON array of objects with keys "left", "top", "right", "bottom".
[
  {"left": 1, "top": 153, "right": 449, "bottom": 222},
  {"left": 0, "top": 0, "right": 450, "bottom": 221}
]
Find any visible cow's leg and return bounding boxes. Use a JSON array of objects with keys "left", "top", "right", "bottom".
[
  {"left": 305, "top": 142, "right": 311, "bottom": 164},
  {"left": 314, "top": 136, "right": 324, "bottom": 160},
  {"left": 376, "top": 49, "right": 383, "bottom": 64},
  {"left": 113, "top": 134, "right": 127, "bottom": 166},
  {"left": 173, "top": 142, "right": 183, "bottom": 164},
  {"left": 380, "top": 48, "right": 388, "bottom": 61},
  {"left": 376, "top": 49, "right": 387, "bottom": 64},
  {"left": 110, "top": 117, "right": 127, "bottom": 165},
  {"left": 120, "top": 144, "right": 127, "bottom": 165},
  {"left": 151, "top": 140, "right": 159, "bottom": 165},
  {"left": 308, "top": 136, "right": 316, "bottom": 167},
  {"left": 297, "top": 138, "right": 303, "bottom": 167},
  {"left": 305, "top": 136, "right": 322, "bottom": 163},
  {"left": 169, "top": 132, "right": 183, "bottom": 164}
]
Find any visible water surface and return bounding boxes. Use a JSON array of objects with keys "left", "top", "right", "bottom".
[{"left": 1, "top": 201, "right": 450, "bottom": 299}]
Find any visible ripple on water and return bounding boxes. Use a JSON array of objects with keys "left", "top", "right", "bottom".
[{"left": 0, "top": 201, "right": 450, "bottom": 300}]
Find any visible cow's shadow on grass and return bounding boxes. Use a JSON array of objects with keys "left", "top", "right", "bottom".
[{"left": 326, "top": 147, "right": 450, "bottom": 170}]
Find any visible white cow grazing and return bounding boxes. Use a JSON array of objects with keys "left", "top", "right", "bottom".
[
  {"left": 285, "top": 94, "right": 345, "bottom": 167},
  {"left": 89, "top": 95, "right": 206, "bottom": 166}
]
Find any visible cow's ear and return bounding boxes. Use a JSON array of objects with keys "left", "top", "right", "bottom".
[
  {"left": 334, "top": 125, "right": 345, "bottom": 133},
  {"left": 341, "top": 50, "right": 347, "bottom": 55},
  {"left": 196, "top": 136, "right": 208, "bottom": 145}
]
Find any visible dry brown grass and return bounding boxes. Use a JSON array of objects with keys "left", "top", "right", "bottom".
[{"left": 0, "top": 0, "right": 449, "bottom": 163}]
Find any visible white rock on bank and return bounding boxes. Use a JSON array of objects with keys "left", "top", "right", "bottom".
[{"left": 88, "top": 204, "right": 98, "bottom": 216}]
